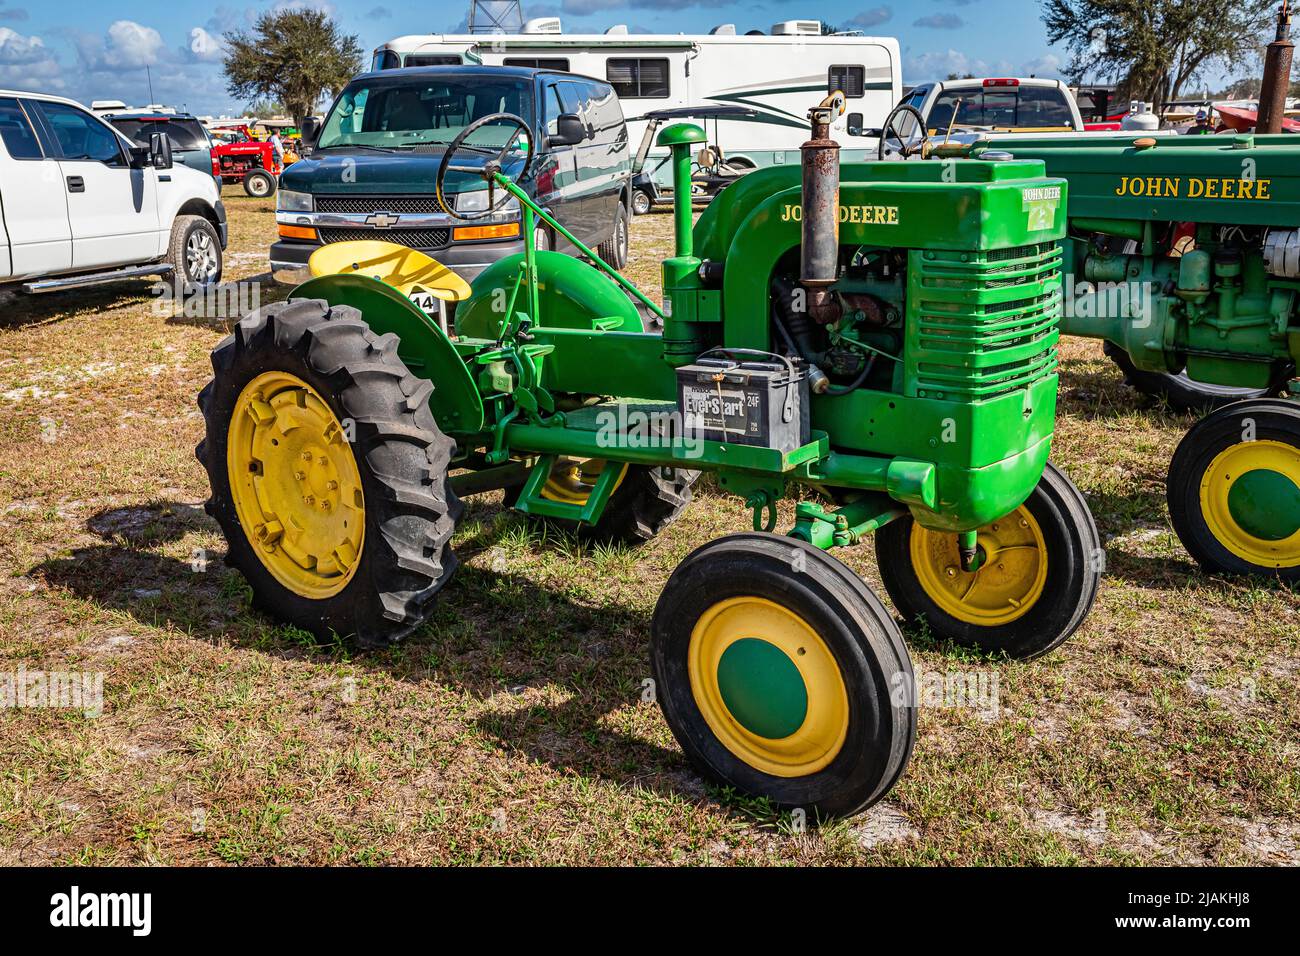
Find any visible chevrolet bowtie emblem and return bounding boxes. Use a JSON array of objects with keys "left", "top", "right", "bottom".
[{"left": 364, "top": 211, "right": 400, "bottom": 229}]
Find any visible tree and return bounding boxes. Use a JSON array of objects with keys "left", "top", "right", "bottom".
[
  {"left": 223, "top": 9, "right": 363, "bottom": 129},
  {"left": 1040, "top": 0, "right": 1275, "bottom": 112}
]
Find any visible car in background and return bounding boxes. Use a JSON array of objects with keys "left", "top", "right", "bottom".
[
  {"left": 0, "top": 90, "right": 226, "bottom": 292},
  {"left": 272, "top": 65, "right": 632, "bottom": 296},
  {"left": 106, "top": 110, "right": 221, "bottom": 186},
  {"left": 896, "top": 77, "right": 1084, "bottom": 137}
]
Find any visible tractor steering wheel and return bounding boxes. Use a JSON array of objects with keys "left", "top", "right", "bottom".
[
  {"left": 436, "top": 113, "right": 536, "bottom": 222},
  {"left": 877, "top": 103, "right": 929, "bottom": 160}
]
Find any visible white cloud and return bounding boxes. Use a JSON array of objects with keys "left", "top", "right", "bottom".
[
  {"left": 0, "top": 25, "right": 62, "bottom": 89},
  {"left": 848, "top": 7, "right": 893, "bottom": 29},
  {"left": 1022, "top": 53, "right": 1063, "bottom": 77},
  {"left": 77, "top": 20, "right": 165, "bottom": 72},
  {"left": 188, "top": 26, "right": 226, "bottom": 63},
  {"left": 904, "top": 49, "right": 989, "bottom": 81}
]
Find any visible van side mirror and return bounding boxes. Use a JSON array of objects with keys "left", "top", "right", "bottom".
[
  {"left": 300, "top": 116, "right": 321, "bottom": 152},
  {"left": 847, "top": 112, "right": 864, "bottom": 136},
  {"left": 149, "top": 130, "right": 173, "bottom": 170},
  {"left": 550, "top": 113, "right": 585, "bottom": 147}
]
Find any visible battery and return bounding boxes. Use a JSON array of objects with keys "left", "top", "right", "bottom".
[{"left": 675, "top": 350, "right": 810, "bottom": 454}]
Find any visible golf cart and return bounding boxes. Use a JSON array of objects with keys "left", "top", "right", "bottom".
[{"left": 631, "top": 106, "right": 758, "bottom": 214}]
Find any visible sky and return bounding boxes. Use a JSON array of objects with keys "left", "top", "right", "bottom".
[{"left": 0, "top": 0, "right": 1247, "bottom": 117}]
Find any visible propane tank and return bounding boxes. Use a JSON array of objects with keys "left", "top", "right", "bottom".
[{"left": 801, "top": 92, "right": 845, "bottom": 322}]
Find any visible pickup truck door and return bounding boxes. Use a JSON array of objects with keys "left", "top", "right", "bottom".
[
  {"left": 0, "top": 97, "right": 71, "bottom": 277},
  {"left": 31, "top": 100, "right": 159, "bottom": 270}
]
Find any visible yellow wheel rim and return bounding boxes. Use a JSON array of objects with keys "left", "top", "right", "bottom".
[
  {"left": 226, "top": 371, "right": 366, "bottom": 599},
  {"left": 1199, "top": 439, "right": 1300, "bottom": 568},
  {"left": 687, "top": 597, "right": 849, "bottom": 778},
  {"left": 541, "top": 457, "right": 628, "bottom": 505},
  {"left": 909, "top": 506, "right": 1048, "bottom": 626}
]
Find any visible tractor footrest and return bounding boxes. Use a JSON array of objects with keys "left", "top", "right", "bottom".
[{"left": 513, "top": 453, "right": 622, "bottom": 524}]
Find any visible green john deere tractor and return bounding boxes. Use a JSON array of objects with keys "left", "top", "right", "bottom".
[
  {"left": 896, "top": 125, "right": 1300, "bottom": 581},
  {"left": 197, "top": 98, "right": 1100, "bottom": 816}
]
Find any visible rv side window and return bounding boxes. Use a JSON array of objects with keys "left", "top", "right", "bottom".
[
  {"left": 405, "top": 55, "right": 464, "bottom": 67},
  {"left": 504, "top": 58, "right": 571, "bottom": 71},
  {"left": 606, "top": 58, "right": 669, "bottom": 99},
  {"left": 829, "top": 65, "right": 866, "bottom": 99},
  {"left": 373, "top": 50, "right": 400, "bottom": 71}
]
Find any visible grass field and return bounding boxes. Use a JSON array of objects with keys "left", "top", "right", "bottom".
[{"left": 1, "top": 190, "right": 1297, "bottom": 865}]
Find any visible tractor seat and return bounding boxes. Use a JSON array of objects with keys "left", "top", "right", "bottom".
[{"left": 308, "top": 241, "right": 472, "bottom": 302}]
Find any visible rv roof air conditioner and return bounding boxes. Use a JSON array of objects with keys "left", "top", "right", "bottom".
[
  {"left": 523, "top": 17, "right": 562, "bottom": 34},
  {"left": 771, "top": 20, "right": 822, "bottom": 35},
  {"left": 709, "top": 24, "right": 737, "bottom": 35}
]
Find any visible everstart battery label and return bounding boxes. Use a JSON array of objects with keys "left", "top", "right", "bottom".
[{"left": 681, "top": 382, "right": 765, "bottom": 441}]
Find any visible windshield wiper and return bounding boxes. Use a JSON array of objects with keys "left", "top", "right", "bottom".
[{"left": 317, "top": 143, "right": 395, "bottom": 153}]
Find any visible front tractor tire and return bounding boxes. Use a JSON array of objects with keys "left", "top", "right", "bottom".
[
  {"left": 1167, "top": 399, "right": 1300, "bottom": 580},
  {"left": 651, "top": 533, "right": 915, "bottom": 819},
  {"left": 197, "top": 298, "right": 462, "bottom": 647},
  {"left": 875, "top": 462, "right": 1101, "bottom": 659}
]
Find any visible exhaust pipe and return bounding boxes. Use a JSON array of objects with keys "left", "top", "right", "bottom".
[
  {"left": 1258, "top": 1, "right": 1294, "bottom": 134},
  {"left": 801, "top": 93, "right": 845, "bottom": 322}
]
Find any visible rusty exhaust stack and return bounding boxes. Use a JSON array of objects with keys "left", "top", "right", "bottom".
[
  {"left": 1257, "top": 0, "right": 1293, "bottom": 134},
  {"left": 801, "top": 93, "right": 845, "bottom": 322}
]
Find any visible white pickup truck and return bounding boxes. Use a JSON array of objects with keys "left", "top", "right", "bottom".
[{"left": 0, "top": 90, "right": 226, "bottom": 293}]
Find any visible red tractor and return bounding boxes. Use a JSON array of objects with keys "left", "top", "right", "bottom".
[{"left": 210, "top": 126, "right": 281, "bottom": 197}]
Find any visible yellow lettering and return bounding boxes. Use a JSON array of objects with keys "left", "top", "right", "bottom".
[
  {"left": 1116, "top": 176, "right": 1130, "bottom": 196},
  {"left": 1188, "top": 178, "right": 1204, "bottom": 198},
  {"left": 1129, "top": 177, "right": 1146, "bottom": 196},
  {"left": 1222, "top": 179, "right": 1238, "bottom": 199},
  {"left": 887, "top": 206, "right": 899, "bottom": 223},
  {"left": 1257, "top": 179, "right": 1272, "bottom": 200},
  {"left": 1205, "top": 179, "right": 1220, "bottom": 198},
  {"left": 1163, "top": 177, "right": 1180, "bottom": 197}
]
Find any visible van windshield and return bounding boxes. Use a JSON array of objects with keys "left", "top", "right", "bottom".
[{"left": 316, "top": 77, "right": 535, "bottom": 151}]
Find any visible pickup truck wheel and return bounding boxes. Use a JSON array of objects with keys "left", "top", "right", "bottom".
[
  {"left": 168, "top": 215, "right": 223, "bottom": 288},
  {"left": 244, "top": 169, "right": 276, "bottom": 198},
  {"left": 632, "top": 188, "right": 653, "bottom": 216},
  {"left": 596, "top": 203, "right": 630, "bottom": 270}
]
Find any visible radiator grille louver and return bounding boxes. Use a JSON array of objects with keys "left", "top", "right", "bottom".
[{"left": 909, "top": 242, "right": 1062, "bottom": 400}]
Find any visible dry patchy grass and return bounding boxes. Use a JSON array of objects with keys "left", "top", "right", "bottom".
[{"left": 0, "top": 190, "right": 1297, "bottom": 866}]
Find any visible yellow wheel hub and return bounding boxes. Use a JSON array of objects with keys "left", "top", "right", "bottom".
[
  {"left": 541, "top": 457, "right": 628, "bottom": 505},
  {"left": 909, "top": 506, "right": 1048, "bottom": 626},
  {"left": 688, "top": 597, "right": 849, "bottom": 778},
  {"left": 227, "top": 371, "right": 366, "bottom": 599},
  {"left": 1199, "top": 439, "right": 1300, "bottom": 568}
]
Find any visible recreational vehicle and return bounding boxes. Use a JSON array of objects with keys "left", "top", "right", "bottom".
[{"left": 370, "top": 19, "right": 901, "bottom": 194}]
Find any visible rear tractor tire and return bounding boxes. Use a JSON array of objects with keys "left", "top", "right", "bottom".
[
  {"left": 651, "top": 532, "right": 915, "bottom": 818},
  {"left": 1167, "top": 399, "right": 1300, "bottom": 580},
  {"left": 507, "top": 457, "right": 698, "bottom": 545},
  {"left": 196, "top": 298, "right": 463, "bottom": 647},
  {"left": 875, "top": 462, "right": 1101, "bottom": 659}
]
